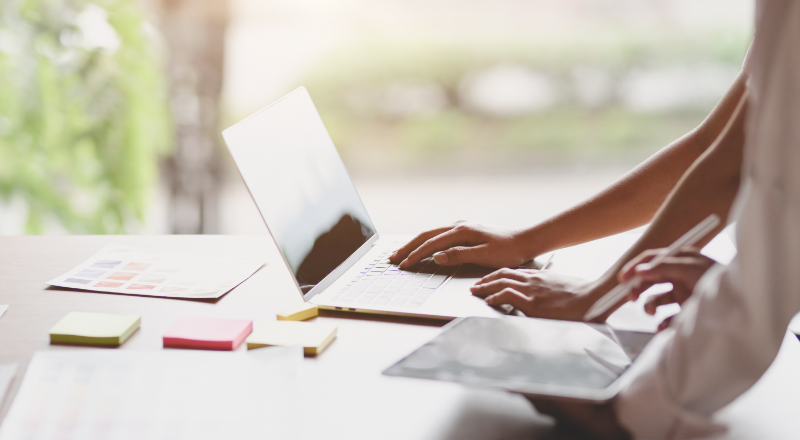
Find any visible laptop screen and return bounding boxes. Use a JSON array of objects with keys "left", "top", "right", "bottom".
[{"left": 222, "top": 88, "right": 377, "bottom": 292}]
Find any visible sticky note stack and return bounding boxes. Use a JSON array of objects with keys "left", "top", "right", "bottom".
[
  {"left": 50, "top": 312, "right": 141, "bottom": 347},
  {"left": 277, "top": 303, "right": 318, "bottom": 321},
  {"left": 246, "top": 321, "right": 337, "bottom": 356},
  {"left": 163, "top": 317, "right": 252, "bottom": 351}
]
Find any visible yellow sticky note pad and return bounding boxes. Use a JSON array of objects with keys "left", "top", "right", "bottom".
[
  {"left": 50, "top": 312, "right": 141, "bottom": 347},
  {"left": 246, "top": 321, "right": 337, "bottom": 356},
  {"left": 277, "top": 303, "right": 318, "bottom": 321}
]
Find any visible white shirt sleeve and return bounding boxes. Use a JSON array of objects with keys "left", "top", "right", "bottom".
[{"left": 615, "top": 1, "right": 800, "bottom": 438}]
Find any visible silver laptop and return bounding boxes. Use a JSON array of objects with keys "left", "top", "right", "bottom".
[{"left": 222, "top": 87, "right": 546, "bottom": 320}]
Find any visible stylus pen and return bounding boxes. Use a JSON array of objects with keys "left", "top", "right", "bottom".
[{"left": 583, "top": 214, "right": 721, "bottom": 322}]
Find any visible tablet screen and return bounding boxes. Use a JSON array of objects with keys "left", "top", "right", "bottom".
[{"left": 384, "top": 316, "right": 653, "bottom": 394}]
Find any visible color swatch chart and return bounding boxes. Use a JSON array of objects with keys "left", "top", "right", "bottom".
[
  {"left": 0, "top": 349, "right": 299, "bottom": 440},
  {"left": 47, "top": 245, "right": 264, "bottom": 299}
]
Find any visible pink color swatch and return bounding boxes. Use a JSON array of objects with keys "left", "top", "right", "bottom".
[{"left": 163, "top": 317, "right": 253, "bottom": 351}]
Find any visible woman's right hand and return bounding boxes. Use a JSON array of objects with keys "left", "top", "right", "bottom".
[
  {"left": 388, "top": 221, "right": 535, "bottom": 270},
  {"left": 619, "top": 247, "right": 716, "bottom": 315}
]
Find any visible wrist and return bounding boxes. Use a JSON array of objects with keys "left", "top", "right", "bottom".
[
  {"left": 516, "top": 224, "right": 558, "bottom": 262},
  {"left": 580, "top": 275, "right": 623, "bottom": 322}
]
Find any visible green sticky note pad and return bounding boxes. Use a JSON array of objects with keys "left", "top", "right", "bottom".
[{"left": 50, "top": 312, "right": 141, "bottom": 347}]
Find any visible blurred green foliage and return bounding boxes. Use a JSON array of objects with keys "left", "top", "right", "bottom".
[
  {"left": 300, "top": 31, "right": 750, "bottom": 174},
  {"left": 0, "top": 0, "right": 172, "bottom": 233}
]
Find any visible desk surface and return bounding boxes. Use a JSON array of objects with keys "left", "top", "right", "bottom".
[{"left": 1, "top": 235, "right": 799, "bottom": 439}]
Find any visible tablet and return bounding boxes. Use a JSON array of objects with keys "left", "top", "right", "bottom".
[{"left": 383, "top": 316, "right": 654, "bottom": 403}]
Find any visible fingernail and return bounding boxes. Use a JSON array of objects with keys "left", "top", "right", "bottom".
[
  {"left": 636, "top": 263, "right": 652, "bottom": 272},
  {"left": 433, "top": 252, "right": 448, "bottom": 265}
]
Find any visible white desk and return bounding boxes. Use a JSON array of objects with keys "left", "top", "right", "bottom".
[{"left": 0, "top": 235, "right": 797, "bottom": 439}]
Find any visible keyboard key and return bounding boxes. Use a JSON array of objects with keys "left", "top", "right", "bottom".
[
  {"left": 389, "top": 297, "right": 409, "bottom": 307},
  {"left": 373, "top": 298, "right": 390, "bottom": 305},
  {"left": 422, "top": 274, "right": 448, "bottom": 288},
  {"left": 355, "top": 297, "right": 373, "bottom": 304},
  {"left": 404, "top": 302, "right": 423, "bottom": 308}
]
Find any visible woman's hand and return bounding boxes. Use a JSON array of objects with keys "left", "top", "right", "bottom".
[
  {"left": 469, "top": 268, "right": 593, "bottom": 321},
  {"left": 388, "top": 221, "right": 534, "bottom": 270},
  {"left": 619, "top": 248, "right": 716, "bottom": 317}
]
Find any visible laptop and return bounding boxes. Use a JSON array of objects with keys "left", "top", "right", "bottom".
[{"left": 222, "top": 87, "right": 549, "bottom": 320}]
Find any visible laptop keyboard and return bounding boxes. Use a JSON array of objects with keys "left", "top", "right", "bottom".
[{"left": 331, "top": 251, "right": 456, "bottom": 309}]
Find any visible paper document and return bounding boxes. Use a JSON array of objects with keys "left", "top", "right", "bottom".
[
  {"left": 47, "top": 245, "right": 264, "bottom": 299},
  {"left": 0, "top": 348, "right": 301, "bottom": 440}
]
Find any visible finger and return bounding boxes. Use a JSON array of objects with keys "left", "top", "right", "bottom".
[
  {"left": 431, "top": 244, "right": 489, "bottom": 267},
  {"left": 470, "top": 278, "right": 528, "bottom": 298},
  {"left": 644, "top": 291, "right": 676, "bottom": 315},
  {"left": 633, "top": 261, "right": 708, "bottom": 288},
  {"left": 626, "top": 279, "right": 657, "bottom": 302},
  {"left": 475, "top": 268, "right": 530, "bottom": 285},
  {"left": 619, "top": 248, "right": 663, "bottom": 282},
  {"left": 644, "top": 286, "right": 692, "bottom": 315},
  {"left": 389, "top": 226, "right": 454, "bottom": 264},
  {"left": 674, "top": 247, "right": 702, "bottom": 257},
  {"left": 484, "top": 288, "right": 530, "bottom": 311},
  {"left": 399, "top": 227, "right": 474, "bottom": 269},
  {"left": 637, "top": 255, "right": 710, "bottom": 270},
  {"left": 657, "top": 315, "right": 676, "bottom": 332}
]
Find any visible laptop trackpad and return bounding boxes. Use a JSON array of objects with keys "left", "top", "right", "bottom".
[{"left": 425, "top": 275, "right": 505, "bottom": 318}]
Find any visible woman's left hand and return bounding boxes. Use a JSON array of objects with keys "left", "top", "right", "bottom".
[{"left": 469, "top": 268, "right": 592, "bottom": 321}]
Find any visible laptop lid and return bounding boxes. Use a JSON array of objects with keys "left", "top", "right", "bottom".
[{"left": 222, "top": 87, "right": 378, "bottom": 300}]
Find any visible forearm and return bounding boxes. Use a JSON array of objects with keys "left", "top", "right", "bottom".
[
  {"left": 521, "top": 133, "right": 708, "bottom": 255},
  {"left": 586, "top": 90, "right": 748, "bottom": 318},
  {"left": 518, "top": 73, "right": 747, "bottom": 260}
]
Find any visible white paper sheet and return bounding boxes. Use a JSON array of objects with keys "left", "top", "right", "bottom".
[
  {"left": 0, "top": 348, "right": 301, "bottom": 440},
  {"left": 0, "top": 305, "right": 7, "bottom": 319},
  {"left": 47, "top": 245, "right": 264, "bottom": 299}
]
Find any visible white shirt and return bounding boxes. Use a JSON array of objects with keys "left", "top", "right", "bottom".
[{"left": 615, "top": 1, "right": 800, "bottom": 438}]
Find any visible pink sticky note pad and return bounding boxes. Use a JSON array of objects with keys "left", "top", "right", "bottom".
[{"left": 163, "top": 317, "right": 253, "bottom": 351}]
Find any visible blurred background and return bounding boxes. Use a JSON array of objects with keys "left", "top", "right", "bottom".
[{"left": 0, "top": 0, "right": 753, "bottom": 237}]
